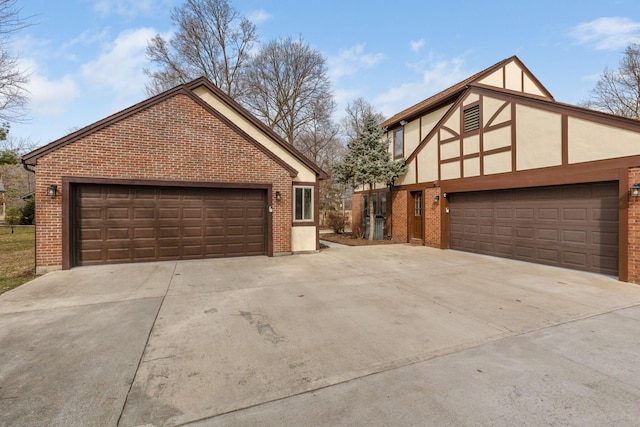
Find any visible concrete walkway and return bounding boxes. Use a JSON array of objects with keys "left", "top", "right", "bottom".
[{"left": 1, "top": 245, "right": 640, "bottom": 426}]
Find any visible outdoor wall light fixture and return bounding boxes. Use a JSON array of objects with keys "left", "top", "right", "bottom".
[
  {"left": 399, "top": 120, "right": 408, "bottom": 126},
  {"left": 434, "top": 195, "right": 440, "bottom": 203},
  {"left": 630, "top": 183, "right": 640, "bottom": 199},
  {"left": 46, "top": 185, "right": 58, "bottom": 198},
  {"left": 275, "top": 191, "right": 282, "bottom": 201}
]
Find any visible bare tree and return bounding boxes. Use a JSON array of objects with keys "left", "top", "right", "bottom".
[
  {"left": 244, "top": 36, "right": 333, "bottom": 145},
  {"left": 0, "top": 0, "right": 30, "bottom": 122},
  {"left": 583, "top": 43, "right": 640, "bottom": 118},
  {"left": 341, "top": 97, "right": 385, "bottom": 142},
  {"left": 296, "top": 97, "right": 340, "bottom": 165},
  {"left": 144, "top": 0, "right": 257, "bottom": 97}
]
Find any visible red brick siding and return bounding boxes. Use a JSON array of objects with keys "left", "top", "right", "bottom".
[
  {"left": 35, "top": 93, "right": 295, "bottom": 268},
  {"left": 629, "top": 167, "right": 640, "bottom": 284},
  {"left": 391, "top": 190, "right": 408, "bottom": 243},
  {"left": 423, "top": 187, "right": 442, "bottom": 248}
]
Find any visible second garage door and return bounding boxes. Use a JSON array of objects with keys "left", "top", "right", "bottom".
[
  {"left": 74, "top": 184, "right": 267, "bottom": 266},
  {"left": 449, "top": 182, "right": 619, "bottom": 275}
]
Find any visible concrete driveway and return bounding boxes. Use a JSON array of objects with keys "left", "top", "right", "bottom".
[{"left": 1, "top": 245, "right": 640, "bottom": 426}]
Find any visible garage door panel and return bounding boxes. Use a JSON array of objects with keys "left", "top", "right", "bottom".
[
  {"left": 515, "top": 227, "right": 534, "bottom": 239},
  {"left": 496, "top": 208, "right": 512, "bottom": 219},
  {"left": 496, "top": 226, "right": 512, "bottom": 237},
  {"left": 538, "top": 228, "right": 559, "bottom": 242},
  {"left": 563, "top": 208, "right": 588, "bottom": 222},
  {"left": 562, "top": 230, "right": 588, "bottom": 244},
  {"left": 537, "top": 208, "right": 559, "bottom": 220},
  {"left": 449, "top": 182, "right": 618, "bottom": 276},
  {"left": 536, "top": 248, "right": 559, "bottom": 262},
  {"left": 75, "top": 184, "right": 267, "bottom": 266},
  {"left": 495, "top": 243, "right": 513, "bottom": 256}
]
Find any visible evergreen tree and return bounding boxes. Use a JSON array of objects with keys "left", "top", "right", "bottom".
[{"left": 333, "top": 115, "right": 407, "bottom": 240}]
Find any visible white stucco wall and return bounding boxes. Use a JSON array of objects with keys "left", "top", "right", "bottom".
[
  {"left": 516, "top": 105, "right": 562, "bottom": 171},
  {"left": 292, "top": 226, "right": 316, "bottom": 252}
]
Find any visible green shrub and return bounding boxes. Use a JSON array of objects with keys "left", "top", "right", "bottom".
[{"left": 20, "top": 196, "right": 34, "bottom": 225}]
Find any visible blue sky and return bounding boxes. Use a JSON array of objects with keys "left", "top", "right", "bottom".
[{"left": 10, "top": 0, "right": 640, "bottom": 147}]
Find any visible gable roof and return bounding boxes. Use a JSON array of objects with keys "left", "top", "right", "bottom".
[
  {"left": 21, "top": 77, "right": 328, "bottom": 180},
  {"left": 380, "top": 56, "right": 553, "bottom": 129}
]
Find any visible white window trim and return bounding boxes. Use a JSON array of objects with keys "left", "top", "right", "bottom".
[{"left": 293, "top": 186, "right": 314, "bottom": 222}]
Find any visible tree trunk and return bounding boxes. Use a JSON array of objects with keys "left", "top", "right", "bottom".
[{"left": 368, "top": 184, "right": 375, "bottom": 241}]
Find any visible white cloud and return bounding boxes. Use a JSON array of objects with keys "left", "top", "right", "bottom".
[
  {"left": 80, "top": 28, "right": 159, "bottom": 104},
  {"left": 328, "top": 44, "right": 384, "bottom": 80},
  {"left": 20, "top": 59, "right": 80, "bottom": 115},
  {"left": 569, "top": 17, "right": 640, "bottom": 50},
  {"left": 94, "top": 0, "right": 155, "bottom": 18},
  {"left": 374, "top": 57, "right": 470, "bottom": 118},
  {"left": 410, "top": 39, "right": 425, "bottom": 53},
  {"left": 248, "top": 9, "right": 271, "bottom": 24}
]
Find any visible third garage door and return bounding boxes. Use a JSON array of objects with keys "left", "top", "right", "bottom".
[
  {"left": 75, "top": 184, "right": 267, "bottom": 266},
  {"left": 449, "top": 182, "right": 619, "bottom": 275}
]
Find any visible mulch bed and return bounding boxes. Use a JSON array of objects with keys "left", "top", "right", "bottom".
[{"left": 319, "top": 232, "right": 400, "bottom": 246}]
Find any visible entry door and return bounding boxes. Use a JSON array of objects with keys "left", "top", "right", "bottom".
[{"left": 411, "top": 191, "right": 423, "bottom": 240}]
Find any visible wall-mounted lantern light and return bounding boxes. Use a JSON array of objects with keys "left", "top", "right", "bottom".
[
  {"left": 275, "top": 191, "right": 282, "bottom": 201},
  {"left": 434, "top": 195, "right": 440, "bottom": 203},
  {"left": 46, "top": 185, "right": 58, "bottom": 198},
  {"left": 630, "top": 183, "right": 640, "bottom": 199}
]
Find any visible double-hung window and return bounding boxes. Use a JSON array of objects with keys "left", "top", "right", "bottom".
[{"left": 294, "top": 186, "right": 313, "bottom": 221}]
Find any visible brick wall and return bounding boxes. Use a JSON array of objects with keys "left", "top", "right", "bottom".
[
  {"left": 423, "top": 187, "right": 442, "bottom": 248},
  {"left": 35, "top": 93, "right": 295, "bottom": 269},
  {"left": 391, "top": 190, "right": 407, "bottom": 243},
  {"left": 629, "top": 167, "right": 640, "bottom": 284}
]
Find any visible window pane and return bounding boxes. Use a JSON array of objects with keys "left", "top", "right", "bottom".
[
  {"left": 303, "top": 188, "right": 312, "bottom": 220},
  {"left": 373, "top": 193, "right": 378, "bottom": 216},
  {"left": 380, "top": 193, "right": 387, "bottom": 215},
  {"left": 362, "top": 195, "right": 368, "bottom": 224},
  {"left": 394, "top": 128, "right": 403, "bottom": 157},
  {"left": 295, "top": 187, "right": 303, "bottom": 220}
]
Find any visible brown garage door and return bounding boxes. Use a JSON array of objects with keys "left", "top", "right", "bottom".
[
  {"left": 449, "top": 182, "right": 618, "bottom": 275},
  {"left": 74, "top": 184, "right": 267, "bottom": 266}
]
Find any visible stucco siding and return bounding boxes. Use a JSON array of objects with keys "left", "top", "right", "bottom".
[
  {"left": 421, "top": 104, "right": 452, "bottom": 142},
  {"left": 463, "top": 135, "right": 480, "bottom": 156},
  {"left": 505, "top": 62, "right": 522, "bottom": 92},
  {"left": 568, "top": 117, "right": 640, "bottom": 163},
  {"left": 479, "top": 69, "right": 503, "bottom": 88},
  {"left": 443, "top": 108, "right": 461, "bottom": 134},
  {"left": 417, "top": 137, "right": 438, "bottom": 183},
  {"left": 484, "top": 126, "right": 511, "bottom": 151},
  {"left": 404, "top": 119, "right": 421, "bottom": 157},
  {"left": 440, "top": 141, "right": 459, "bottom": 160},
  {"left": 441, "top": 161, "right": 460, "bottom": 180},
  {"left": 516, "top": 105, "right": 562, "bottom": 171},
  {"left": 483, "top": 151, "right": 512, "bottom": 175},
  {"left": 463, "top": 157, "right": 480, "bottom": 177},
  {"left": 292, "top": 226, "right": 316, "bottom": 252},
  {"left": 396, "top": 159, "right": 417, "bottom": 186},
  {"left": 523, "top": 75, "right": 545, "bottom": 97}
]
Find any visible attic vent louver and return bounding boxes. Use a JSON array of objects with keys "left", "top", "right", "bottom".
[{"left": 463, "top": 105, "right": 480, "bottom": 133}]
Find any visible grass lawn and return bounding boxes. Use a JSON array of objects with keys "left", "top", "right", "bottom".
[{"left": 0, "top": 225, "right": 37, "bottom": 295}]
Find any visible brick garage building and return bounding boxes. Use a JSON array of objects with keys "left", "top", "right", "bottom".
[
  {"left": 353, "top": 56, "right": 640, "bottom": 284},
  {"left": 22, "top": 78, "right": 326, "bottom": 273}
]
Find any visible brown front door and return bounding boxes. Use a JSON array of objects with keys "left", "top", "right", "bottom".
[
  {"left": 411, "top": 191, "right": 423, "bottom": 240},
  {"left": 74, "top": 184, "right": 267, "bottom": 266}
]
